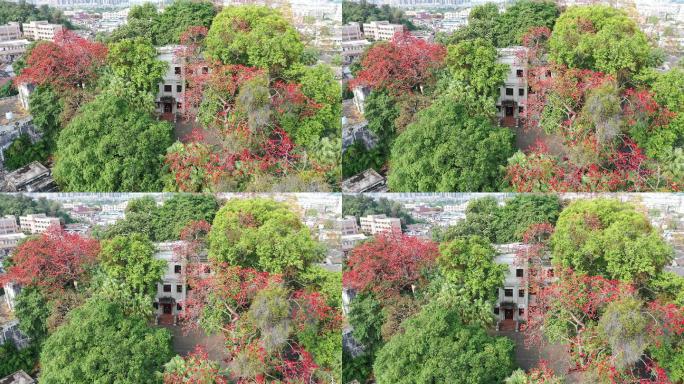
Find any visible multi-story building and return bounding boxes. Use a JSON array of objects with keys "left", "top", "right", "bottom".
[
  {"left": 496, "top": 46, "right": 528, "bottom": 128},
  {"left": 155, "top": 46, "right": 186, "bottom": 121},
  {"left": 153, "top": 241, "right": 208, "bottom": 326},
  {"left": 0, "top": 234, "right": 25, "bottom": 255},
  {"left": 338, "top": 216, "right": 360, "bottom": 235},
  {"left": 0, "top": 216, "right": 18, "bottom": 235},
  {"left": 341, "top": 39, "right": 370, "bottom": 64},
  {"left": 336, "top": 22, "right": 363, "bottom": 42},
  {"left": 0, "top": 39, "right": 30, "bottom": 62},
  {"left": 22, "top": 21, "right": 64, "bottom": 41},
  {"left": 0, "top": 23, "right": 22, "bottom": 42},
  {"left": 359, "top": 214, "right": 402, "bottom": 235},
  {"left": 493, "top": 243, "right": 555, "bottom": 331},
  {"left": 19, "top": 214, "right": 60, "bottom": 234},
  {"left": 362, "top": 21, "right": 405, "bottom": 41}
]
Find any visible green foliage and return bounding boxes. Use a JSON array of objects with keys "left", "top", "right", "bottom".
[
  {"left": 2, "top": 133, "right": 49, "bottom": 171},
  {"left": 647, "top": 271, "right": 684, "bottom": 306},
  {"left": 281, "top": 64, "right": 341, "bottom": 148},
  {"left": 206, "top": 5, "right": 303, "bottom": 73},
  {"left": 298, "top": 266, "right": 342, "bottom": 308},
  {"left": 208, "top": 198, "right": 322, "bottom": 277},
  {"left": 549, "top": 6, "right": 656, "bottom": 78},
  {"left": 0, "top": 81, "right": 17, "bottom": 97},
  {"left": 98, "top": 234, "right": 166, "bottom": 298},
  {"left": 342, "top": 139, "right": 386, "bottom": 179},
  {"left": 0, "top": 343, "right": 38, "bottom": 378},
  {"left": 436, "top": 236, "right": 507, "bottom": 325},
  {"left": 108, "top": 37, "right": 168, "bottom": 96},
  {"left": 493, "top": 0, "right": 559, "bottom": 47},
  {"left": 14, "top": 287, "right": 49, "bottom": 343},
  {"left": 373, "top": 302, "right": 516, "bottom": 384},
  {"left": 650, "top": 338, "right": 684, "bottom": 383},
  {"left": 387, "top": 97, "right": 514, "bottom": 191},
  {"left": 439, "top": 3, "right": 499, "bottom": 46},
  {"left": 29, "top": 86, "right": 62, "bottom": 135},
  {"left": 53, "top": 87, "right": 173, "bottom": 191},
  {"left": 0, "top": 0, "right": 73, "bottom": 27},
  {"left": 153, "top": 0, "right": 216, "bottom": 46},
  {"left": 551, "top": 198, "right": 673, "bottom": 284},
  {"left": 102, "top": 194, "right": 219, "bottom": 241},
  {"left": 342, "top": 194, "right": 415, "bottom": 229},
  {"left": 39, "top": 298, "right": 173, "bottom": 384},
  {"left": 365, "top": 90, "right": 399, "bottom": 143},
  {"left": 342, "top": 349, "right": 374, "bottom": 384},
  {"left": 598, "top": 297, "right": 648, "bottom": 369},
  {"left": 342, "top": 0, "right": 416, "bottom": 30},
  {"left": 0, "top": 194, "right": 71, "bottom": 223},
  {"left": 348, "top": 292, "right": 385, "bottom": 352}
]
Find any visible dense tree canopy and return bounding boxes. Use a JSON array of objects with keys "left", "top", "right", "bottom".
[
  {"left": 373, "top": 303, "right": 516, "bottom": 384},
  {"left": 98, "top": 234, "right": 165, "bottom": 298},
  {"left": 551, "top": 199, "right": 673, "bottom": 284},
  {"left": 39, "top": 298, "right": 173, "bottom": 384},
  {"left": 0, "top": 0, "right": 73, "bottom": 27},
  {"left": 387, "top": 97, "right": 514, "bottom": 191},
  {"left": 153, "top": 0, "right": 216, "bottom": 46},
  {"left": 0, "top": 194, "right": 71, "bottom": 222},
  {"left": 206, "top": 5, "right": 303, "bottom": 73},
  {"left": 52, "top": 87, "right": 173, "bottom": 191},
  {"left": 208, "top": 198, "right": 322, "bottom": 278},
  {"left": 549, "top": 5, "right": 656, "bottom": 79},
  {"left": 342, "top": 194, "right": 415, "bottom": 229},
  {"left": 107, "top": 37, "right": 168, "bottom": 96},
  {"left": 342, "top": 0, "right": 416, "bottom": 30}
]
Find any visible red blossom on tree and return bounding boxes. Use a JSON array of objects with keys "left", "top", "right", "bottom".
[
  {"left": 16, "top": 29, "right": 107, "bottom": 93},
  {"left": 343, "top": 233, "right": 439, "bottom": 298},
  {"left": 291, "top": 290, "right": 342, "bottom": 333},
  {"left": 0, "top": 226, "right": 100, "bottom": 294},
  {"left": 163, "top": 345, "right": 228, "bottom": 384},
  {"left": 350, "top": 31, "right": 446, "bottom": 95}
]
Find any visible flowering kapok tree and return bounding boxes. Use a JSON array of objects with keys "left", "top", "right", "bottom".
[
  {"left": 350, "top": 31, "right": 446, "bottom": 95},
  {"left": 163, "top": 345, "right": 229, "bottom": 384},
  {"left": 16, "top": 30, "right": 107, "bottom": 93},
  {"left": 343, "top": 233, "right": 439, "bottom": 300},
  {"left": 0, "top": 226, "right": 100, "bottom": 295}
]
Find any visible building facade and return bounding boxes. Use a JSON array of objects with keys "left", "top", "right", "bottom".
[
  {"left": 22, "top": 21, "right": 64, "bottom": 41},
  {"left": 496, "top": 46, "right": 528, "bottom": 128},
  {"left": 359, "top": 214, "right": 402, "bottom": 235},
  {"left": 0, "top": 40, "right": 30, "bottom": 62},
  {"left": 155, "top": 46, "right": 186, "bottom": 121},
  {"left": 19, "top": 214, "right": 60, "bottom": 234},
  {"left": 362, "top": 21, "right": 405, "bottom": 41},
  {"left": 0, "top": 216, "right": 17, "bottom": 235},
  {"left": 0, "top": 23, "right": 22, "bottom": 42}
]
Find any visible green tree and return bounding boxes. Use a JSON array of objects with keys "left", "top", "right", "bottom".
[
  {"left": 100, "top": 196, "right": 158, "bottom": 240},
  {"left": 153, "top": 194, "right": 219, "bottom": 241},
  {"left": 342, "top": 139, "right": 385, "bottom": 179},
  {"left": 108, "top": 37, "right": 168, "bottom": 96},
  {"left": 39, "top": 298, "right": 173, "bottom": 384},
  {"left": 549, "top": 6, "right": 656, "bottom": 79},
  {"left": 440, "top": 3, "right": 499, "bottom": 46},
  {"left": 14, "top": 287, "right": 49, "bottom": 343},
  {"left": 99, "top": 234, "right": 165, "bottom": 298},
  {"left": 0, "top": 194, "right": 72, "bottom": 222},
  {"left": 551, "top": 199, "right": 673, "bottom": 284},
  {"left": 387, "top": 97, "right": 514, "bottom": 191},
  {"left": 364, "top": 90, "right": 399, "bottom": 143},
  {"left": 342, "top": 0, "right": 416, "bottom": 30},
  {"left": 206, "top": 5, "right": 303, "bottom": 73},
  {"left": 208, "top": 198, "right": 322, "bottom": 278},
  {"left": 373, "top": 302, "right": 516, "bottom": 384},
  {"left": 2, "top": 133, "right": 49, "bottom": 171},
  {"left": 52, "top": 87, "right": 173, "bottom": 191},
  {"left": 493, "top": 0, "right": 559, "bottom": 47},
  {"left": 342, "top": 194, "right": 415, "bottom": 229},
  {"left": 437, "top": 236, "right": 507, "bottom": 326},
  {"left": 0, "top": 343, "right": 38, "bottom": 378},
  {"left": 348, "top": 292, "right": 385, "bottom": 352},
  {"left": 153, "top": 0, "right": 216, "bottom": 46}
]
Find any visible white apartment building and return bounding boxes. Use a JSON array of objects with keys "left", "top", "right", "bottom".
[
  {"left": 153, "top": 242, "right": 186, "bottom": 325},
  {"left": 155, "top": 45, "right": 186, "bottom": 121},
  {"left": 0, "top": 40, "right": 30, "bottom": 62},
  {"left": 359, "top": 214, "right": 402, "bottom": 235},
  {"left": 496, "top": 46, "right": 528, "bottom": 128},
  {"left": 19, "top": 214, "right": 60, "bottom": 234},
  {"left": 362, "top": 21, "right": 405, "bottom": 41},
  {"left": 0, "top": 23, "right": 22, "bottom": 42},
  {"left": 0, "top": 215, "right": 18, "bottom": 235},
  {"left": 493, "top": 243, "right": 555, "bottom": 331},
  {"left": 341, "top": 39, "right": 370, "bottom": 65},
  {"left": 22, "top": 21, "right": 64, "bottom": 41}
]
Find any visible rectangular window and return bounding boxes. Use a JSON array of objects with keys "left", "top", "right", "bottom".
[
  {"left": 494, "top": 307, "right": 499, "bottom": 315},
  {"left": 177, "top": 303, "right": 182, "bottom": 311},
  {"left": 518, "top": 88, "right": 524, "bottom": 96},
  {"left": 174, "top": 66, "right": 181, "bottom": 75},
  {"left": 176, "top": 285, "right": 183, "bottom": 293},
  {"left": 153, "top": 302, "right": 159, "bottom": 309},
  {"left": 516, "top": 69, "right": 524, "bottom": 77},
  {"left": 163, "top": 284, "right": 171, "bottom": 292},
  {"left": 519, "top": 289, "right": 525, "bottom": 298},
  {"left": 519, "top": 106, "right": 524, "bottom": 113},
  {"left": 505, "top": 88, "right": 514, "bottom": 96},
  {"left": 176, "top": 102, "right": 182, "bottom": 110},
  {"left": 186, "top": 284, "right": 191, "bottom": 291},
  {"left": 164, "top": 85, "right": 172, "bottom": 92},
  {"left": 174, "top": 265, "right": 181, "bottom": 274},
  {"left": 176, "top": 85, "right": 182, "bottom": 93},
  {"left": 504, "top": 288, "right": 513, "bottom": 297},
  {"left": 519, "top": 308, "right": 525, "bottom": 316},
  {"left": 0, "top": 287, "right": 4, "bottom": 296},
  {"left": 516, "top": 269, "right": 524, "bottom": 277}
]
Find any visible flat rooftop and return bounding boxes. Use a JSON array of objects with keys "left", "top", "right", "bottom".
[{"left": 0, "top": 96, "right": 29, "bottom": 126}]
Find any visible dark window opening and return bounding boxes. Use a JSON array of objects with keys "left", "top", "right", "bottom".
[
  {"left": 516, "top": 69, "right": 524, "bottom": 77},
  {"left": 174, "top": 66, "right": 181, "bottom": 75},
  {"left": 153, "top": 302, "right": 159, "bottom": 309},
  {"left": 519, "top": 106, "right": 524, "bottom": 113},
  {"left": 518, "top": 88, "right": 524, "bottom": 96},
  {"left": 177, "top": 303, "right": 182, "bottom": 311},
  {"left": 519, "top": 308, "right": 525, "bottom": 316},
  {"left": 163, "top": 284, "right": 171, "bottom": 292},
  {"left": 504, "top": 289, "right": 513, "bottom": 297},
  {"left": 174, "top": 265, "right": 181, "bottom": 274},
  {"left": 176, "top": 85, "right": 182, "bottom": 92},
  {"left": 494, "top": 307, "right": 499, "bottom": 315},
  {"left": 516, "top": 269, "right": 524, "bottom": 277},
  {"left": 163, "top": 85, "right": 172, "bottom": 92},
  {"left": 505, "top": 88, "right": 514, "bottom": 96},
  {"left": 519, "top": 289, "right": 525, "bottom": 298},
  {"left": 176, "top": 285, "right": 183, "bottom": 293}
]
